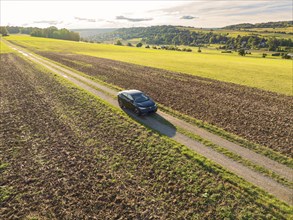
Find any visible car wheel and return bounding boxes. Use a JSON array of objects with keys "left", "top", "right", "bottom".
[
  {"left": 118, "top": 99, "right": 125, "bottom": 108},
  {"left": 134, "top": 108, "right": 141, "bottom": 116}
]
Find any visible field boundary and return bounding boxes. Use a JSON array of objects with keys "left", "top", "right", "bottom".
[
  {"left": 23, "top": 47, "right": 292, "bottom": 169},
  {"left": 67, "top": 73, "right": 293, "bottom": 188},
  {"left": 41, "top": 63, "right": 292, "bottom": 187},
  {"left": 29, "top": 55, "right": 292, "bottom": 214},
  {"left": 4, "top": 40, "right": 293, "bottom": 205}
]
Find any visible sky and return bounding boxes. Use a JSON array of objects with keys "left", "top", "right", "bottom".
[{"left": 1, "top": 0, "right": 292, "bottom": 29}]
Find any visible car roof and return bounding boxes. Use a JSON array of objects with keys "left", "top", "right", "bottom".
[{"left": 120, "top": 90, "right": 143, "bottom": 95}]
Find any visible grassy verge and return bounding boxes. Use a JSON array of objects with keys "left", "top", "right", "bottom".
[
  {"left": 0, "top": 39, "right": 14, "bottom": 54},
  {"left": 176, "top": 127, "right": 292, "bottom": 189},
  {"left": 159, "top": 105, "right": 293, "bottom": 168}
]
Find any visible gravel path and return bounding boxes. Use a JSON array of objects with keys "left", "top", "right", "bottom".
[{"left": 5, "top": 40, "right": 292, "bottom": 205}]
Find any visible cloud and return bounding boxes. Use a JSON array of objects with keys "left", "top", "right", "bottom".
[
  {"left": 116, "top": 15, "right": 153, "bottom": 22},
  {"left": 180, "top": 15, "right": 197, "bottom": 20},
  {"left": 74, "top": 17, "right": 96, "bottom": 22},
  {"left": 161, "top": 1, "right": 292, "bottom": 17},
  {"left": 33, "top": 20, "right": 61, "bottom": 25}
]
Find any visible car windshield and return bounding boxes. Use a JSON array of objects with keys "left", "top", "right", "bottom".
[{"left": 132, "top": 93, "right": 149, "bottom": 103}]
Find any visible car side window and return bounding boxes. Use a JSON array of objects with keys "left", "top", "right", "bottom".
[
  {"left": 126, "top": 94, "right": 134, "bottom": 101},
  {"left": 122, "top": 93, "right": 133, "bottom": 101},
  {"left": 122, "top": 93, "right": 129, "bottom": 100}
]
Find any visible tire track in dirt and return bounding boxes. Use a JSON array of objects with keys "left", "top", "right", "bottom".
[{"left": 5, "top": 40, "right": 293, "bottom": 205}]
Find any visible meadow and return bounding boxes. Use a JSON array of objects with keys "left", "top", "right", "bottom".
[
  {"left": 4, "top": 35, "right": 292, "bottom": 96},
  {"left": 1, "top": 52, "right": 290, "bottom": 219},
  {"left": 0, "top": 40, "right": 14, "bottom": 54}
]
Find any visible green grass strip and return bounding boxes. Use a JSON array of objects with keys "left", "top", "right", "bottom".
[
  {"left": 159, "top": 105, "right": 293, "bottom": 169},
  {"left": 176, "top": 127, "right": 293, "bottom": 189}
]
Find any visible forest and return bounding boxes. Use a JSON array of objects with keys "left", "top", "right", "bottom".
[{"left": 0, "top": 26, "right": 80, "bottom": 41}]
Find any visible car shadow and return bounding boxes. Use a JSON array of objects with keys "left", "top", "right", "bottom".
[{"left": 122, "top": 109, "right": 177, "bottom": 137}]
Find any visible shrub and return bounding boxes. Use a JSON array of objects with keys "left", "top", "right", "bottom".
[
  {"left": 136, "top": 42, "right": 143, "bottom": 47},
  {"left": 115, "top": 40, "right": 123, "bottom": 46},
  {"left": 272, "top": 53, "right": 280, "bottom": 56},
  {"left": 145, "top": 45, "right": 150, "bottom": 48},
  {"left": 282, "top": 54, "right": 292, "bottom": 59},
  {"left": 238, "top": 49, "right": 246, "bottom": 56}
]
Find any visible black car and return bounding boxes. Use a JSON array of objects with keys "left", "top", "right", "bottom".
[{"left": 117, "top": 90, "right": 157, "bottom": 115}]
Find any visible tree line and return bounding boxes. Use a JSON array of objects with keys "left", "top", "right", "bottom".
[
  {"left": 223, "top": 21, "right": 293, "bottom": 29},
  {"left": 0, "top": 26, "right": 80, "bottom": 41},
  {"left": 224, "top": 35, "right": 292, "bottom": 51},
  {"left": 95, "top": 25, "right": 292, "bottom": 51}
]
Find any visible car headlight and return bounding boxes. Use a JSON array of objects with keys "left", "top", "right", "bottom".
[{"left": 138, "top": 106, "right": 147, "bottom": 110}]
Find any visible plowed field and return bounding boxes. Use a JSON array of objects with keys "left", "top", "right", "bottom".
[
  {"left": 1, "top": 53, "right": 289, "bottom": 219},
  {"left": 38, "top": 52, "right": 293, "bottom": 157}
]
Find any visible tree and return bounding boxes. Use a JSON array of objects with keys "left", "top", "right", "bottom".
[
  {"left": 127, "top": 42, "right": 132, "bottom": 46},
  {"left": 30, "top": 26, "right": 80, "bottom": 41},
  {"left": 238, "top": 49, "right": 246, "bottom": 56},
  {"left": 0, "top": 26, "right": 9, "bottom": 36},
  {"left": 116, "top": 40, "right": 123, "bottom": 46},
  {"left": 6, "top": 26, "right": 20, "bottom": 34},
  {"left": 282, "top": 53, "right": 291, "bottom": 59},
  {"left": 136, "top": 42, "right": 143, "bottom": 47},
  {"left": 267, "top": 37, "right": 279, "bottom": 51},
  {"left": 172, "top": 35, "right": 180, "bottom": 45}
]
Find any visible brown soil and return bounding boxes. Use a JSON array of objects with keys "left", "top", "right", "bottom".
[
  {"left": 1, "top": 53, "right": 289, "bottom": 219},
  {"left": 38, "top": 52, "right": 293, "bottom": 157}
]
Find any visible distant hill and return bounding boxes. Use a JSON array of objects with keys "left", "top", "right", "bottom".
[
  {"left": 83, "top": 25, "right": 231, "bottom": 45},
  {"left": 223, "top": 21, "right": 293, "bottom": 29},
  {"left": 71, "top": 28, "right": 117, "bottom": 38},
  {"left": 71, "top": 21, "right": 293, "bottom": 43},
  {"left": 80, "top": 24, "right": 292, "bottom": 50}
]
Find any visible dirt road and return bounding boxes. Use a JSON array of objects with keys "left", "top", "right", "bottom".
[{"left": 5, "top": 40, "right": 292, "bottom": 205}]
